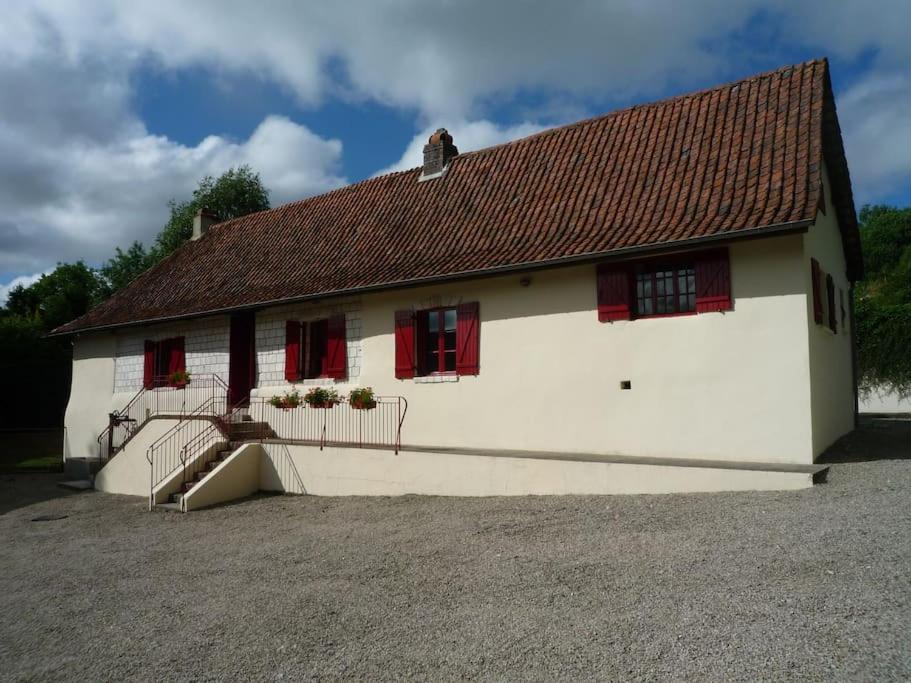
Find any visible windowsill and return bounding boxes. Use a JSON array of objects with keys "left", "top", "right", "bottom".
[
  {"left": 414, "top": 373, "right": 459, "bottom": 384},
  {"left": 633, "top": 311, "right": 698, "bottom": 320}
]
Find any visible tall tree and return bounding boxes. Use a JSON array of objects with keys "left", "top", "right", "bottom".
[
  {"left": 855, "top": 205, "right": 911, "bottom": 397},
  {"left": 100, "top": 165, "right": 270, "bottom": 292},
  {"left": 0, "top": 262, "right": 104, "bottom": 428},
  {"left": 5, "top": 261, "right": 105, "bottom": 331}
]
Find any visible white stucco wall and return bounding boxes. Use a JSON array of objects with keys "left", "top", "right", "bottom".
[
  {"left": 343, "top": 236, "right": 814, "bottom": 463},
  {"left": 64, "top": 332, "right": 116, "bottom": 462},
  {"left": 804, "top": 161, "right": 856, "bottom": 457},
  {"left": 69, "top": 207, "right": 857, "bottom": 470}
]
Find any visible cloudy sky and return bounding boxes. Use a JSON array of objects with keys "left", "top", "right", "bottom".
[{"left": 2, "top": 0, "right": 910, "bottom": 301}]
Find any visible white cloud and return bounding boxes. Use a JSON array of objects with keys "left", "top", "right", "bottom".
[
  {"left": 0, "top": 271, "right": 49, "bottom": 305},
  {"left": 836, "top": 72, "right": 911, "bottom": 204},
  {"left": 377, "top": 120, "right": 549, "bottom": 176}
]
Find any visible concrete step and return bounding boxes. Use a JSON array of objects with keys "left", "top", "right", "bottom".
[{"left": 155, "top": 502, "right": 181, "bottom": 512}]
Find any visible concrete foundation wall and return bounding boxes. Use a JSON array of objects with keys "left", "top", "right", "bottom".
[
  {"left": 183, "top": 444, "right": 262, "bottom": 511},
  {"left": 94, "top": 418, "right": 183, "bottom": 496},
  {"left": 859, "top": 387, "right": 911, "bottom": 414},
  {"left": 260, "top": 444, "right": 813, "bottom": 497}
]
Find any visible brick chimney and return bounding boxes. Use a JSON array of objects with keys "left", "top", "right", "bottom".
[
  {"left": 421, "top": 128, "right": 458, "bottom": 180},
  {"left": 192, "top": 207, "right": 218, "bottom": 240}
]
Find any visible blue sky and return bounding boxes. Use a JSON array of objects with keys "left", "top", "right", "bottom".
[{"left": 2, "top": 1, "right": 910, "bottom": 300}]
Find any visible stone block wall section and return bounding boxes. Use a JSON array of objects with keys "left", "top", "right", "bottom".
[
  {"left": 112, "top": 298, "right": 363, "bottom": 396},
  {"left": 114, "top": 317, "right": 231, "bottom": 393},
  {"left": 255, "top": 297, "right": 362, "bottom": 390}
]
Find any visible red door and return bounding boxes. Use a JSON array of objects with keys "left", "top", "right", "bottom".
[{"left": 229, "top": 312, "right": 256, "bottom": 407}]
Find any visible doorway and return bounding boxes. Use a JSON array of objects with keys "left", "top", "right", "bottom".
[{"left": 229, "top": 311, "right": 256, "bottom": 407}]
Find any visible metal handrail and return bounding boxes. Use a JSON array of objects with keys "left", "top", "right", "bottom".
[
  {"left": 99, "top": 373, "right": 228, "bottom": 462},
  {"left": 247, "top": 395, "right": 407, "bottom": 453}
]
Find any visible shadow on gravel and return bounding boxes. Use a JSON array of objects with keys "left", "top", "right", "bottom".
[
  {"left": 0, "top": 473, "right": 81, "bottom": 516},
  {"left": 819, "top": 416, "right": 911, "bottom": 464}
]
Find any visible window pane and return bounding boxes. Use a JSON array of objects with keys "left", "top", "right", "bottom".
[
  {"left": 444, "top": 351, "right": 456, "bottom": 372},
  {"left": 428, "top": 313, "right": 439, "bottom": 333},
  {"left": 443, "top": 329, "right": 456, "bottom": 353},
  {"left": 444, "top": 308, "right": 456, "bottom": 331},
  {"left": 425, "top": 331, "right": 438, "bottom": 372}
]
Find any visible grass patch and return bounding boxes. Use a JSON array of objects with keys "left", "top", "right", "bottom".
[
  {"left": 11, "top": 455, "right": 63, "bottom": 471},
  {"left": 0, "top": 429, "right": 64, "bottom": 471}
]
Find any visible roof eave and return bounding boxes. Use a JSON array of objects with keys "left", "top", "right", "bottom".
[{"left": 49, "top": 218, "right": 812, "bottom": 337}]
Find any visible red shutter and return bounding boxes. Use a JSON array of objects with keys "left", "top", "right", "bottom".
[
  {"left": 326, "top": 315, "right": 347, "bottom": 379},
  {"left": 394, "top": 310, "right": 416, "bottom": 379},
  {"left": 826, "top": 274, "right": 837, "bottom": 333},
  {"left": 284, "top": 321, "right": 301, "bottom": 382},
  {"left": 695, "top": 250, "right": 732, "bottom": 313},
  {"left": 165, "top": 337, "right": 185, "bottom": 385},
  {"left": 811, "top": 258, "right": 823, "bottom": 324},
  {"left": 596, "top": 265, "right": 631, "bottom": 321},
  {"left": 456, "top": 302, "right": 480, "bottom": 376},
  {"left": 143, "top": 341, "right": 156, "bottom": 389}
]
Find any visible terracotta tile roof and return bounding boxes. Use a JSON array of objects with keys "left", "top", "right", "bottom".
[{"left": 54, "top": 58, "right": 860, "bottom": 335}]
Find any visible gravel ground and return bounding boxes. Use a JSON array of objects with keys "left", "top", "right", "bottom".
[{"left": 1, "top": 418, "right": 909, "bottom": 681}]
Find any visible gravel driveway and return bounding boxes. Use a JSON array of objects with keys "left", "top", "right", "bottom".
[{"left": 1, "top": 418, "right": 909, "bottom": 681}]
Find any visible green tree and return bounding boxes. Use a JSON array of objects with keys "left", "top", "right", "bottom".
[
  {"left": 855, "top": 205, "right": 911, "bottom": 397},
  {"left": 5, "top": 261, "right": 105, "bottom": 331},
  {"left": 100, "top": 165, "right": 270, "bottom": 292},
  {"left": 98, "top": 241, "right": 152, "bottom": 296},
  {"left": 0, "top": 262, "right": 103, "bottom": 428}
]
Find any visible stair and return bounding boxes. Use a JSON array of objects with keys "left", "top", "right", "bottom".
[
  {"left": 227, "top": 421, "right": 275, "bottom": 441},
  {"left": 154, "top": 410, "right": 273, "bottom": 510},
  {"left": 166, "top": 444, "right": 236, "bottom": 503}
]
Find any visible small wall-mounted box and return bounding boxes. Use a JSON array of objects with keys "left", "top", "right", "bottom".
[{"left": 620, "top": 380, "right": 632, "bottom": 390}]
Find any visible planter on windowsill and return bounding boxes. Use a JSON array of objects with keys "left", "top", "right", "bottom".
[{"left": 350, "top": 399, "right": 377, "bottom": 410}]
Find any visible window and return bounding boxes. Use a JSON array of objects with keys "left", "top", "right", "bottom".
[
  {"left": 284, "top": 316, "right": 347, "bottom": 382},
  {"left": 420, "top": 308, "right": 458, "bottom": 375},
  {"left": 635, "top": 265, "right": 696, "bottom": 316},
  {"left": 597, "top": 248, "right": 730, "bottom": 322},
  {"left": 306, "top": 318, "right": 329, "bottom": 379},
  {"left": 394, "top": 302, "right": 480, "bottom": 379},
  {"left": 143, "top": 337, "right": 185, "bottom": 388}
]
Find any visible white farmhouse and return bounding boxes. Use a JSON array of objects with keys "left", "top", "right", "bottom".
[{"left": 53, "top": 59, "right": 861, "bottom": 509}]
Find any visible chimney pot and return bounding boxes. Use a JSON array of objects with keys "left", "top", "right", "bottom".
[
  {"left": 192, "top": 207, "right": 218, "bottom": 240},
  {"left": 421, "top": 128, "right": 458, "bottom": 180}
]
